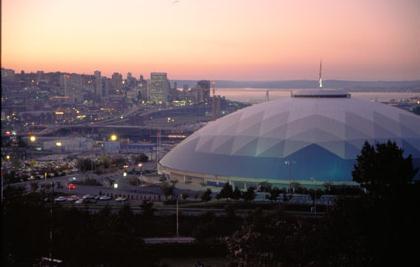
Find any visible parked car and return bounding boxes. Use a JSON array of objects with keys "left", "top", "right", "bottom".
[
  {"left": 54, "top": 196, "right": 67, "bottom": 202},
  {"left": 74, "top": 199, "right": 85, "bottom": 204},
  {"left": 99, "top": 195, "right": 112, "bottom": 201},
  {"left": 115, "top": 196, "right": 128, "bottom": 202},
  {"left": 66, "top": 195, "right": 80, "bottom": 202}
]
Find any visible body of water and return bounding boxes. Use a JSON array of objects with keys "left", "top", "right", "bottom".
[{"left": 216, "top": 88, "right": 420, "bottom": 104}]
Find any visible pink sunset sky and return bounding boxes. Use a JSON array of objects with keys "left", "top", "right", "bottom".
[{"left": 2, "top": 0, "right": 419, "bottom": 80}]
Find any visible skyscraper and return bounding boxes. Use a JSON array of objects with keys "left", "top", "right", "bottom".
[
  {"left": 149, "top": 72, "right": 170, "bottom": 104},
  {"left": 137, "top": 75, "right": 148, "bottom": 101},
  {"left": 94, "top": 70, "right": 102, "bottom": 98},
  {"left": 111, "top": 72, "right": 123, "bottom": 94},
  {"left": 59, "top": 74, "right": 70, "bottom": 97},
  {"left": 195, "top": 80, "right": 211, "bottom": 103}
]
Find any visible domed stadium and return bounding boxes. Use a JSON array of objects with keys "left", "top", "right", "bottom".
[{"left": 159, "top": 89, "right": 420, "bottom": 187}]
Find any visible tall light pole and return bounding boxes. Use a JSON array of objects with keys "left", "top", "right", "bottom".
[
  {"left": 310, "top": 177, "right": 316, "bottom": 215},
  {"left": 176, "top": 194, "right": 180, "bottom": 237},
  {"left": 284, "top": 160, "right": 296, "bottom": 193}
]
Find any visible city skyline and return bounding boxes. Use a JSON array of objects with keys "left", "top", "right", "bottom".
[{"left": 2, "top": 0, "right": 420, "bottom": 80}]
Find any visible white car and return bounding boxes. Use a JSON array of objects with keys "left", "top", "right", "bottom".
[
  {"left": 115, "top": 196, "right": 128, "bottom": 202},
  {"left": 66, "top": 195, "right": 80, "bottom": 202},
  {"left": 82, "top": 194, "right": 94, "bottom": 199},
  {"left": 99, "top": 195, "right": 112, "bottom": 201},
  {"left": 54, "top": 196, "right": 67, "bottom": 202},
  {"left": 74, "top": 199, "right": 85, "bottom": 204}
]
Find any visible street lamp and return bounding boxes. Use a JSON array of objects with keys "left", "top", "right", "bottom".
[
  {"left": 310, "top": 177, "right": 316, "bottom": 215},
  {"left": 113, "top": 183, "right": 118, "bottom": 189},
  {"left": 123, "top": 172, "right": 127, "bottom": 177},
  {"left": 29, "top": 135, "right": 37, "bottom": 142},
  {"left": 109, "top": 134, "right": 118, "bottom": 141},
  {"left": 55, "top": 141, "right": 62, "bottom": 147},
  {"left": 284, "top": 160, "right": 296, "bottom": 192}
]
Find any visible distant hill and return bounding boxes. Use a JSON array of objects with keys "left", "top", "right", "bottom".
[{"left": 173, "top": 80, "right": 420, "bottom": 91}]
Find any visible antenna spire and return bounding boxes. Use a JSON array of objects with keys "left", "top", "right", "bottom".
[{"left": 319, "top": 60, "right": 323, "bottom": 88}]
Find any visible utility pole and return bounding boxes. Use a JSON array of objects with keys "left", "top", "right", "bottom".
[
  {"left": 319, "top": 60, "right": 323, "bottom": 88},
  {"left": 176, "top": 196, "right": 179, "bottom": 237}
]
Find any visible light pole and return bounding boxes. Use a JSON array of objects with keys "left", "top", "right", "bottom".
[
  {"left": 310, "top": 177, "right": 316, "bottom": 215},
  {"left": 284, "top": 160, "right": 296, "bottom": 193},
  {"left": 176, "top": 194, "right": 180, "bottom": 237},
  {"left": 138, "top": 163, "right": 143, "bottom": 184}
]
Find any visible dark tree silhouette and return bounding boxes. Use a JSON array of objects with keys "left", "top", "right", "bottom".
[
  {"left": 216, "top": 183, "right": 233, "bottom": 199},
  {"left": 231, "top": 187, "right": 242, "bottom": 200},
  {"left": 352, "top": 141, "right": 417, "bottom": 196},
  {"left": 242, "top": 187, "right": 256, "bottom": 202},
  {"left": 201, "top": 188, "right": 212, "bottom": 202}
]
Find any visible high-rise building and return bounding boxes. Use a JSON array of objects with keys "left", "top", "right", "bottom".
[
  {"left": 94, "top": 70, "right": 102, "bottom": 98},
  {"left": 149, "top": 72, "right": 170, "bottom": 104},
  {"left": 102, "top": 77, "right": 111, "bottom": 97},
  {"left": 111, "top": 72, "right": 123, "bottom": 94},
  {"left": 126, "top": 72, "right": 137, "bottom": 89},
  {"left": 69, "top": 73, "right": 83, "bottom": 102},
  {"left": 59, "top": 74, "right": 70, "bottom": 97},
  {"left": 137, "top": 75, "right": 148, "bottom": 101},
  {"left": 194, "top": 80, "right": 211, "bottom": 103},
  {"left": 1, "top": 68, "right": 16, "bottom": 81}
]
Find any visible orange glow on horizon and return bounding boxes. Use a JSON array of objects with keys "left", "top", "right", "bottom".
[{"left": 2, "top": 0, "right": 419, "bottom": 80}]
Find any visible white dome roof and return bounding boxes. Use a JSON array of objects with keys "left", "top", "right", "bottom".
[{"left": 160, "top": 91, "right": 420, "bottom": 182}]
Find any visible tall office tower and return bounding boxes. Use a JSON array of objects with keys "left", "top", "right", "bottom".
[
  {"left": 196, "top": 80, "right": 211, "bottom": 103},
  {"left": 138, "top": 75, "right": 148, "bottom": 101},
  {"left": 1, "top": 68, "right": 16, "bottom": 81},
  {"left": 94, "top": 70, "right": 102, "bottom": 98},
  {"left": 149, "top": 72, "right": 170, "bottom": 104},
  {"left": 69, "top": 73, "right": 83, "bottom": 102},
  {"left": 126, "top": 72, "right": 137, "bottom": 89},
  {"left": 36, "top": 71, "right": 44, "bottom": 83},
  {"left": 59, "top": 74, "right": 70, "bottom": 97},
  {"left": 170, "top": 81, "right": 178, "bottom": 100},
  {"left": 102, "top": 77, "right": 111, "bottom": 97},
  {"left": 111, "top": 72, "right": 123, "bottom": 94},
  {"left": 211, "top": 81, "right": 220, "bottom": 119}
]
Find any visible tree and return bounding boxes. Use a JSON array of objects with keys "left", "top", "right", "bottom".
[
  {"left": 113, "top": 156, "right": 127, "bottom": 168},
  {"left": 258, "top": 181, "right": 272, "bottom": 192},
  {"left": 352, "top": 141, "right": 417, "bottom": 196},
  {"left": 132, "top": 153, "right": 148, "bottom": 163},
  {"left": 140, "top": 200, "right": 155, "bottom": 217},
  {"left": 98, "top": 155, "right": 111, "bottom": 169},
  {"left": 30, "top": 182, "right": 39, "bottom": 192},
  {"left": 266, "top": 187, "right": 281, "bottom": 202},
  {"left": 76, "top": 158, "right": 94, "bottom": 172},
  {"left": 160, "top": 182, "right": 174, "bottom": 200},
  {"left": 201, "top": 188, "right": 212, "bottom": 202},
  {"left": 232, "top": 188, "right": 242, "bottom": 200},
  {"left": 181, "top": 193, "right": 189, "bottom": 200},
  {"left": 289, "top": 182, "right": 303, "bottom": 193},
  {"left": 242, "top": 188, "right": 256, "bottom": 202},
  {"left": 216, "top": 183, "right": 233, "bottom": 199}
]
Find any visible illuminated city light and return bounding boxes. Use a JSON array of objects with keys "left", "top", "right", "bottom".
[
  {"left": 110, "top": 134, "right": 118, "bottom": 141},
  {"left": 29, "top": 135, "right": 37, "bottom": 142},
  {"left": 55, "top": 141, "right": 62, "bottom": 147}
]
